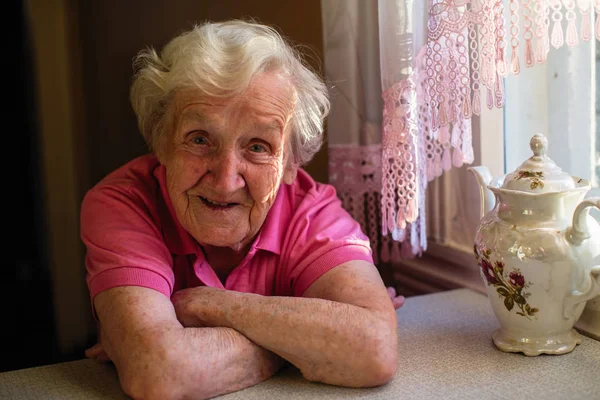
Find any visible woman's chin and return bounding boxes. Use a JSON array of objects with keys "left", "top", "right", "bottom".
[{"left": 196, "top": 230, "right": 252, "bottom": 251}]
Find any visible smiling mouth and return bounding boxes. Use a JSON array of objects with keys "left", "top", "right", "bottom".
[{"left": 199, "top": 196, "right": 239, "bottom": 209}]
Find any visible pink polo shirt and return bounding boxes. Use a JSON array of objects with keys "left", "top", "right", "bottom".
[{"left": 81, "top": 155, "right": 373, "bottom": 302}]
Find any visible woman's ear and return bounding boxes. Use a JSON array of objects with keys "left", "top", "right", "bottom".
[
  {"left": 155, "top": 98, "right": 178, "bottom": 165},
  {"left": 154, "top": 139, "right": 169, "bottom": 165},
  {"left": 154, "top": 122, "right": 176, "bottom": 165}
]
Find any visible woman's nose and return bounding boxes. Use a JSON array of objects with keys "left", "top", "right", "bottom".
[{"left": 209, "top": 150, "right": 245, "bottom": 194}]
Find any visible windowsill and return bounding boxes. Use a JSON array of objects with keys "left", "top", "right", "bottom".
[{"left": 390, "top": 241, "right": 485, "bottom": 297}]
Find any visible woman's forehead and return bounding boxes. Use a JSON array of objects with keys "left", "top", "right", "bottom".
[
  {"left": 178, "top": 106, "right": 285, "bottom": 137},
  {"left": 174, "top": 72, "right": 295, "bottom": 112},
  {"left": 174, "top": 75, "right": 295, "bottom": 129}
]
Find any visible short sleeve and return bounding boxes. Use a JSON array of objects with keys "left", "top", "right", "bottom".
[
  {"left": 80, "top": 184, "right": 175, "bottom": 304},
  {"left": 281, "top": 183, "right": 373, "bottom": 297}
]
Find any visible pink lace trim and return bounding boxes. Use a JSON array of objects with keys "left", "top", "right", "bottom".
[
  {"left": 328, "top": 144, "right": 402, "bottom": 264},
  {"left": 425, "top": 0, "right": 597, "bottom": 125},
  {"left": 381, "top": 0, "right": 599, "bottom": 257}
]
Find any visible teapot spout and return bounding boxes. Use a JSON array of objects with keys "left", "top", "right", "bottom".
[{"left": 468, "top": 166, "right": 496, "bottom": 218}]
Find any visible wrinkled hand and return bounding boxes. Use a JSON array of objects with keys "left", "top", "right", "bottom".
[
  {"left": 387, "top": 287, "right": 405, "bottom": 309},
  {"left": 85, "top": 327, "right": 112, "bottom": 363},
  {"left": 172, "top": 286, "right": 238, "bottom": 328},
  {"left": 85, "top": 342, "right": 111, "bottom": 363}
]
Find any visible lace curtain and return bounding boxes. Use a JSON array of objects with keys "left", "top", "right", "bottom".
[{"left": 322, "top": 0, "right": 600, "bottom": 260}]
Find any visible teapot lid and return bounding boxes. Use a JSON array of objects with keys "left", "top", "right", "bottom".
[{"left": 502, "top": 134, "right": 575, "bottom": 193}]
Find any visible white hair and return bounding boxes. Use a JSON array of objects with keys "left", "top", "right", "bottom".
[{"left": 130, "top": 19, "right": 330, "bottom": 166}]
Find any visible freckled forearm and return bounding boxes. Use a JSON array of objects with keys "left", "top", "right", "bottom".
[{"left": 222, "top": 293, "right": 397, "bottom": 387}]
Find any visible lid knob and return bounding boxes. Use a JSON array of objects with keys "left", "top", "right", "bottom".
[{"left": 530, "top": 134, "right": 548, "bottom": 158}]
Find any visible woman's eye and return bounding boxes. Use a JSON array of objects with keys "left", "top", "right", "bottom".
[
  {"left": 191, "top": 134, "right": 208, "bottom": 145},
  {"left": 249, "top": 144, "right": 267, "bottom": 153}
]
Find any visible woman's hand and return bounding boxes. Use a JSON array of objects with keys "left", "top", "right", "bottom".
[
  {"left": 85, "top": 325, "right": 112, "bottom": 363},
  {"left": 172, "top": 286, "right": 238, "bottom": 328},
  {"left": 387, "top": 287, "right": 405, "bottom": 309},
  {"left": 85, "top": 342, "right": 111, "bottom": 363}
]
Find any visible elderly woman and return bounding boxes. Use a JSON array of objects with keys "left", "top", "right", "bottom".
[{"left": 81, "top": 20, "right": 400, "bottom": 400}]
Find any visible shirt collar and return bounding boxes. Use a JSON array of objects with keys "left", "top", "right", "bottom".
[
  {"left": 251, "top": 185, "right": 285, "bottom": 255},
  {"left": 154, "top": 162, "right": 285, "bottom": 256}
]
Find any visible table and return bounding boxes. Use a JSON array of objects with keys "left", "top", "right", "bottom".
[{"left": 1, "top": 288, "right": 598, "bottom": 400}]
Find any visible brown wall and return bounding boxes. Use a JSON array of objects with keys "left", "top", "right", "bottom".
[{"left": 78, "top": 0, "right": 328, "bottom": 187}]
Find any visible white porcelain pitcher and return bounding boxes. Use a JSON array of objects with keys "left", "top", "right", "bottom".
[{"left": 468, "top": 134, "right": 600, "bottom": 356}]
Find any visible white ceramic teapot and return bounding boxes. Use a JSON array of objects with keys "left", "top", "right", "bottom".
[{"left": 468, "top": 134, "right": 600, "bottom": 356}]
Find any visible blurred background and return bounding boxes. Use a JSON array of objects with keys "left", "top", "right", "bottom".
[{"left": 5, "top": 0, "right": 327, "bottom": 372}]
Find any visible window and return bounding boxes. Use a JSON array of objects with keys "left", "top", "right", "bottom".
[
  {"left": 394, "top": 1, "right": 600, "bottom": 295},
  {"left": 504, "top": 35, "right": 597, "bottom": 193}
]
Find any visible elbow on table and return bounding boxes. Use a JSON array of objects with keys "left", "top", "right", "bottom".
[
  {"left": 367, "top": 343, "right": 398, "bottom": 386},
  {"left": 304, "top": 328, "right": 398, "bottom": 388},
  {"left": 121, "top": 374, "right": 184, "bottom": 400},
  {"left": 359, "top": 316, "right": 399, "bottom": 387},
  {"left": 122, "top": 373, "right": 211, "bottom": 400},
  {"left": 119, "top": 355, "right": 209, "bottom": 400},
  {"left": 307, "top": 341, "right": 398, "bottom": 388}
]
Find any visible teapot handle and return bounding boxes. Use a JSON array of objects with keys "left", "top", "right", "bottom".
[
  {"left": 564, "top": 197, "right": 600, "bottom": 318},
  {"left": 564, "top": 266, "right": 600, "bottom": 319},
  {"left": 566, "top": 197, "right": 600, "bottom": 245}
]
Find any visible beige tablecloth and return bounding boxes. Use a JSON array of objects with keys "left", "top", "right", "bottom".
[{"left": 1, "top": 288, "right": 599, "bottom": 399}]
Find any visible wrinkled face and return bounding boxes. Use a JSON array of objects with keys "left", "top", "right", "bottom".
[{"left": 161, "top": 73, "right": 298, "bottom": 253}]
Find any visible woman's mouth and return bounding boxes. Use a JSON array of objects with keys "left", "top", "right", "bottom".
[{"left": 200, "top": 196, "right": 238, "bottom": 209}]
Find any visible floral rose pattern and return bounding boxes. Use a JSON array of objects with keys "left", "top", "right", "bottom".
[
  {"left": 475, "top": 245, "right": 539, "bottom": 320},
  {"left": 515, "top": 170, "right": 544, "bottom": 190}
]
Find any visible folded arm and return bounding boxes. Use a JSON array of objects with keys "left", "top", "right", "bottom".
[
  {"left": 172, "top": 260, "right": 399, "bottom": 387},
  {"left": 93, "top": 286, "right": 285, "bottom": 400}
]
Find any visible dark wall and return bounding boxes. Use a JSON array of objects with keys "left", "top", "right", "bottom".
[{"left": 2, "top": 0, "right": 56, "bottom": 372}]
